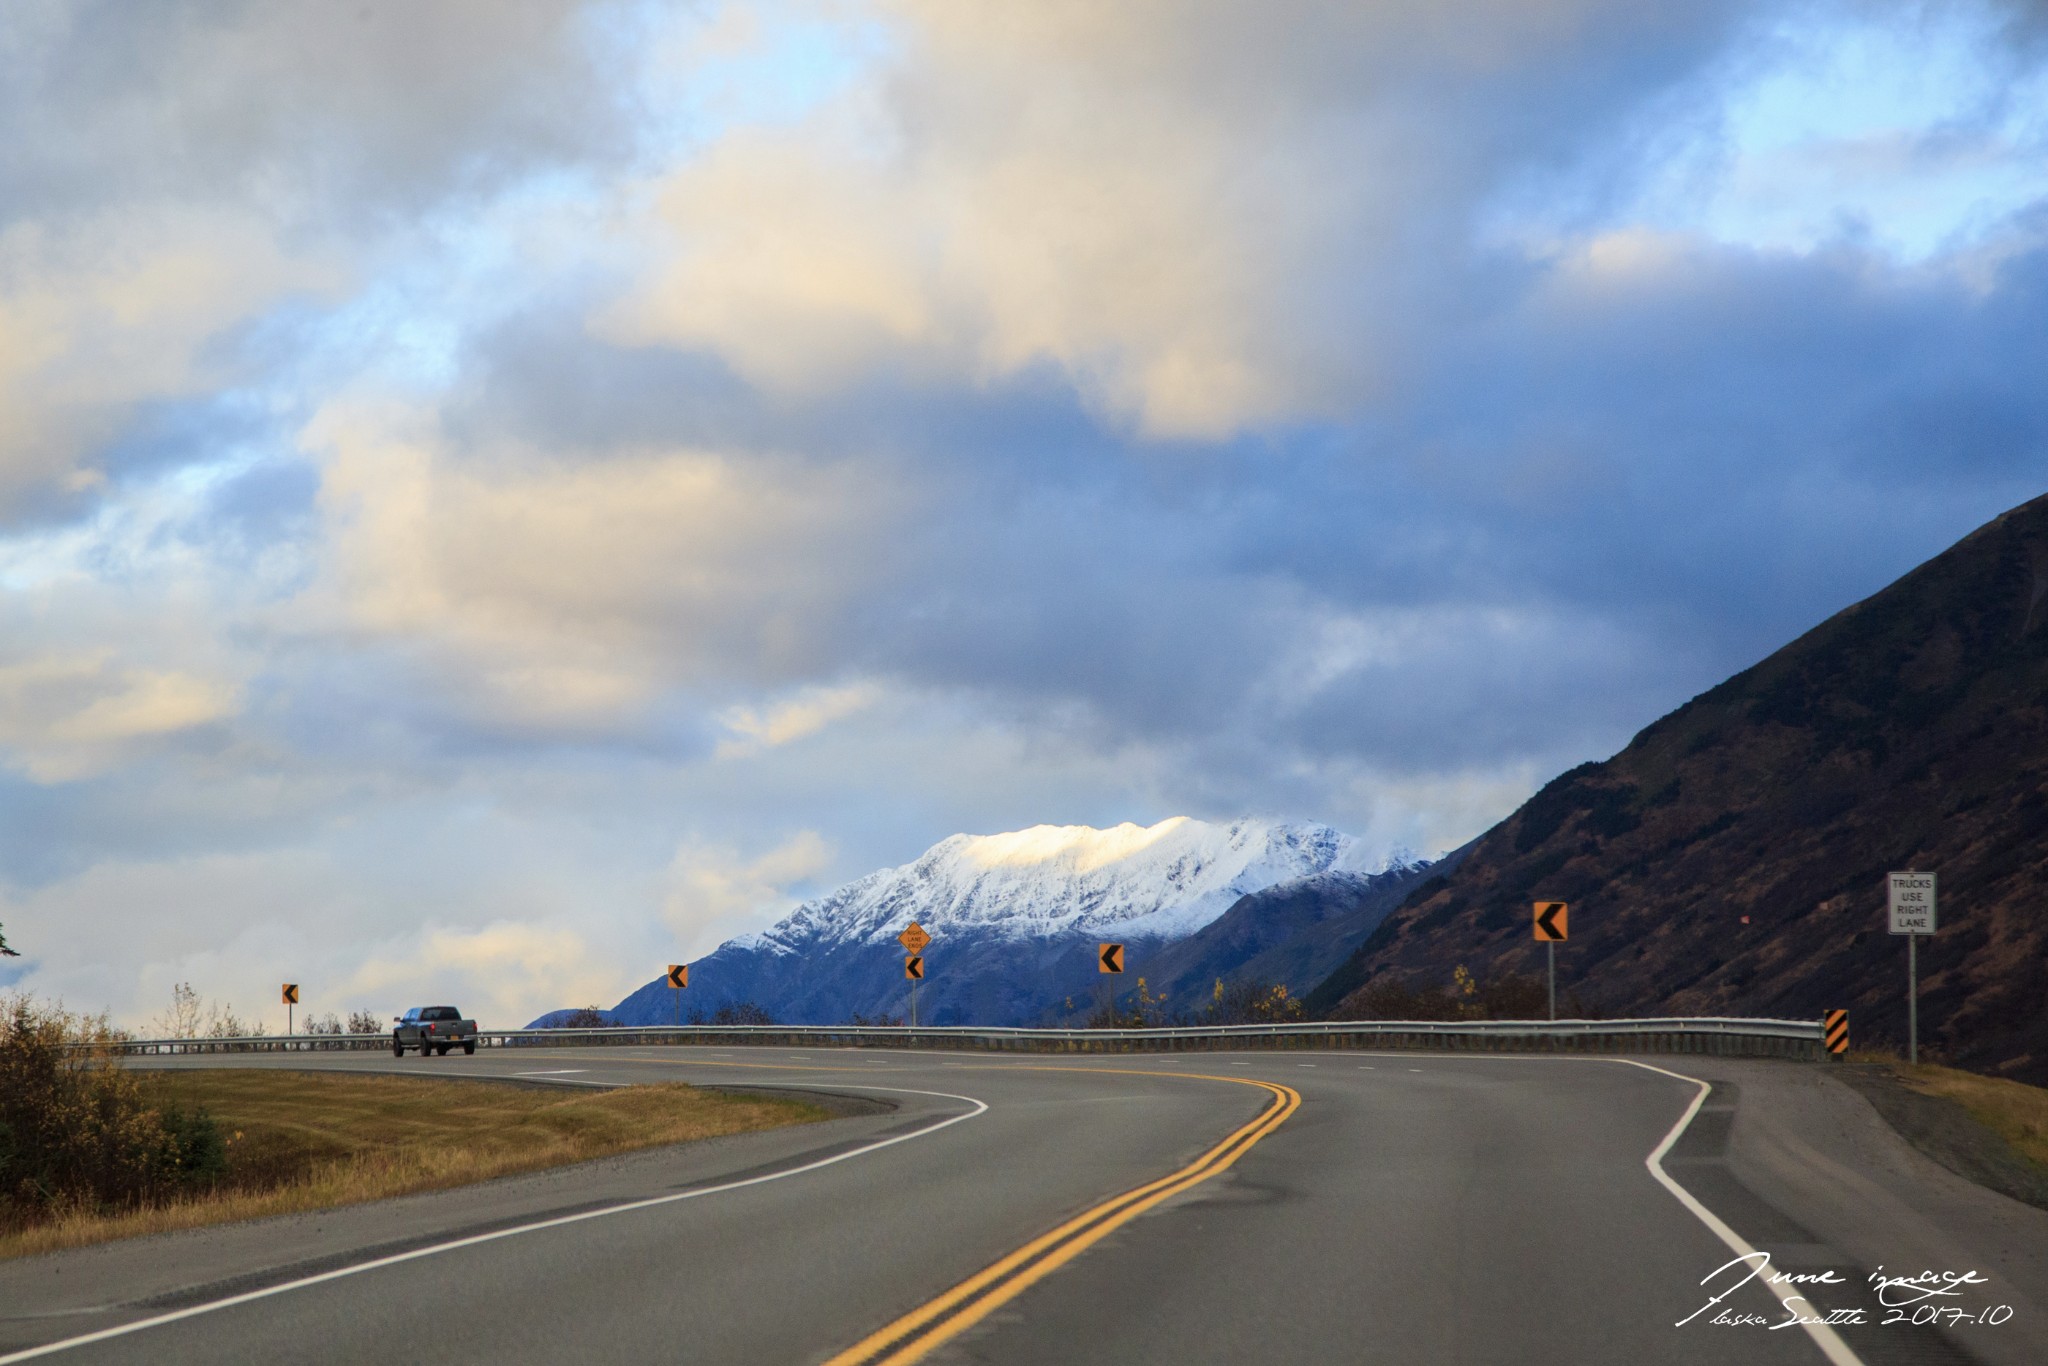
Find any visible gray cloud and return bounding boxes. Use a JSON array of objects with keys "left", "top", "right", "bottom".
[{"left": 0, "top": 0, "right": 634, "bottom": 226}]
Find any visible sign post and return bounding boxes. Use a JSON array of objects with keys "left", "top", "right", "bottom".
[
  {"left": 1532, "top": 903, "right": 1568, "bottom": 1020},
  {"left": 1097, "top": 942, "right": 1125, "bottom": 1023},
  {"left": 281, "top": 983, "right": 298, "bottom": 1035},
  {"left": 667, "top": 963, "right": 688, "bottom": 1027},
  {"left": 904, "top": 956, "right": 926, "bottom": 1025},
  {"left": 1887, "top": 871, "right": 1936, "bottom": 1064},
  {"left": 899, "top": 923, "right": 931, "bottom": 1028}
]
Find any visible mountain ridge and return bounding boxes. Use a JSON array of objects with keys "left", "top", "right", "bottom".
[
  {"left": 1308, "top": 492, "right": 2048, "bottom": 1082},
  {"left": 575, "top": 816, "right": 1414, "bottom": 1028}
]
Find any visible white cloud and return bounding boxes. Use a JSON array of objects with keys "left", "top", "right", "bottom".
[
  {"left": 663, "top": 830, "right": 835, "bottom": 953},
  {"left": 715, "top": 681, "right": 884, "bottom": 757},
  {"left": 0, "top": 652, "right": 237, "bottom": 782},
  {"left": 598, "top": 4, "right": 1376, "bottom": 437},
  {"left": 0, "top": 209, "right": 341, "bottom": 520},
  {"left": 305, "top": 399, "right": 909, "bottom": 725},
  {"left": 345, "top": 922, "right": 627, "bottom": 1025}
]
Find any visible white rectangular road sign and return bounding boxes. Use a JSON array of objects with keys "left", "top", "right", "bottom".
[{"left": 1888, "top": 871, "right": 1937, "bottom": 935}]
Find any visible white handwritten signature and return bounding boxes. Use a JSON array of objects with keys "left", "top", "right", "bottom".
[
  {"left": 1866, "top": 1265, "right": 1990, "bottom": 1307},
  {"left": 1678, "top": 1252, "right": 1993, "bottom": 1330}
]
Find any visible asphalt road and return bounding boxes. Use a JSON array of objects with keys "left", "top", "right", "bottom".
[{"left": 2, "top": 1047, "right": 2043, "bottom": 1365}]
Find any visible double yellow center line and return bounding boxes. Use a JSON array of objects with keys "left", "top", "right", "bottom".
[{"left": 824, "top": 1067, "right": 1301, "bottom": 1366}]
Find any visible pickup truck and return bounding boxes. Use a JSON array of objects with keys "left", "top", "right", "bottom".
[{"left": 393, "top": 1005, "right": 478, "bottom": 1057}]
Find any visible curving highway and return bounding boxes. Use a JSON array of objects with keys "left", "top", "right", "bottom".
[{"left": 2, "top": 1048, "right": 2044, "bottom": 1365}]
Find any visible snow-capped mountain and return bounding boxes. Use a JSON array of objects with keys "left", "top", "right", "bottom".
[
  {"left": 576, "top": 818, "right": 1434, "bottom": 1028},
  {"left": 733, "top": 817, "right": 1382, "bottom": 954}
]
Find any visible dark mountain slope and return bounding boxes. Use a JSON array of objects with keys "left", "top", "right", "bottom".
[
  {"left": 1138, "top": 854, "right": 1461, "bottom": 1010},
  {"left": 1307, "top": 493, "right": 2048, "bottom": 1083}
]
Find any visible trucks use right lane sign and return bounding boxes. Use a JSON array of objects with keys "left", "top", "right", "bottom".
[{"left": 1888, "top": 871, "right": 1936, "bottom": 934}]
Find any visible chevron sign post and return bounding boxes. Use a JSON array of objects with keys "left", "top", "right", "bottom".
[
  {"left": 1095, "top": 943, "right": 1127, "bottom": 1025},
  {"left": 666, "top": 963, "right": 687, "bottom": 1027},
  {"left": 1533, "top": 903, "right": 1569, "bottom": 1020}
]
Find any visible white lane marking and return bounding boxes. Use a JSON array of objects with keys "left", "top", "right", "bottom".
[
  {"left": 1619, "top": 1060, "right": 1863, "bottom": 1366},
  {"left": 511, "top": 1069, "right": 588, "bottom": 1076},
  {"left": 1228, "top": 1062, "right": 1248, "bottom": 1066},
  {"left": 1123, "top": 1047, "right": 1863, "bottom": 1365},
  {"left": 1358, "top": 1066, "right": 1374, "bottom": 1070},
  {"left": 1298, "top": 1064, "right": 1316, "bottom": 1068},
  {"left": 0, "top": 1086, "right": 989, "bottom": 1365}
]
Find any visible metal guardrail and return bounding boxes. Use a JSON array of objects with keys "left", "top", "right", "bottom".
[{"left": 101, "top": 1016, "right": 1825, "bottom": 1060}]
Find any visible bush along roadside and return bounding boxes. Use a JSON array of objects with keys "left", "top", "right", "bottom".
[
  {"left": 0, "top": 995, "right": 227, "bottom": 1230},
  {"left": 1325, "top": 964, "right": 1595, "bottom": 1022}
]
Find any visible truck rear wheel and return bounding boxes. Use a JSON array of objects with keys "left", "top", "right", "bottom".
[{"left": 463, "top": 1040, "right": 476, "bottom": 1055}]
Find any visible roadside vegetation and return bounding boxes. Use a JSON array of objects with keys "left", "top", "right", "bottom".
[
  {"left": 150, "top": 981, "right": 269, "bottom": 1039},
  {"left": 1851, "top": 1051, "right": 2048, "bottom": 1176},
  {"left": 1080, "top": 976, "right": 1308, "bottom": 1028},
  {"left": 694, "top": 1001, "right": 777, "bottom": 1025},
  {"left": 1328, "top": 964, "right": 1593, "bottom": 1021},
  {"left": 298, "top": 1010, "right": 385, "bottom": 1034},
  {"left": 0, "top": 994, "right": 827, "bottom": 1260},
  {"left": 0, "top": 995, "right": 225, "bottom": 1248}
]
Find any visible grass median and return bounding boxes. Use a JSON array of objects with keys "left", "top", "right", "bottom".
[{"left": 1, "top": 1069, "right": 829, "bottom": 1261}]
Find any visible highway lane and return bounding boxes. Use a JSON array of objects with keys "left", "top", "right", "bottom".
[{"left": 2, "top": 1048, "right": 2042, "bottom": 1365}]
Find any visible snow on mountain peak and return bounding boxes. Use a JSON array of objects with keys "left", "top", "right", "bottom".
[
  {"left": 735, "top": 816, "right": 1376, "bottom": 954},
  {"left": 952, "top": 818, "right": 1194, "bottom": 875}
]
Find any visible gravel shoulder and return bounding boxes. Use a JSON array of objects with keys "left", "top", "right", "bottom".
[{"left": 1830, "top": 1063, "right": 2048, "bottom": 1212}]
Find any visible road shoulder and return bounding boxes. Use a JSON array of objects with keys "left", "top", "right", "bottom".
[
  {"left": 0, "top": 1097, "right": 917, "bottom": 1358},
  {"left": 1694, "top": 1058, "right": 2048, "bottom": 1366}
]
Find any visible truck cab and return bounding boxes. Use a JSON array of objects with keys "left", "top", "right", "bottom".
[{"left": 393, "top": 1005, "right": 477, "bottom": 1057}]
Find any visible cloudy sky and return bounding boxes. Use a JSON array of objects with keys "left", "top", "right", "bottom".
[{"left": 2, "top": 0, "right": 2043, "bottom": 1030}]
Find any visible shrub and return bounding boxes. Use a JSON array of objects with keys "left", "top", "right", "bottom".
[
  {"left": 1087, "top": 976, "right": 1171, "bottom": 1028},
  {"left": 0, "top": 995, "right": 203, "bottom": 1225},
  {"left": 1331, "top": 965, "right": 1553, "bottom": 1022},
  {"left": 1334, "top": 975, "right": 1466, "bottom": 1021},
  {"left": 1202, "top": 979, "right": 1306, "bottom": 1025},
  {"left": 710, "top": 1001, "right": 776, "bottom": 1026},
  {"left": 151, "top": 982, "right": 263, "bottom": 1040},
  {"left": 155, "top": 1104, "right": 228, "bottom": 1187},
  {"left": 346, "top": 1010, "right": 383, "bottom": 1033}
]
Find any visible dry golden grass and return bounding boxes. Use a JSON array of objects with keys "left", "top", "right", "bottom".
[
  {"left": 1892, "top": 1060, "right": 2048, "bottom": 1174},
  {"left": 0, "top": 1070, "right": 826, "bottom": 1261}
]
